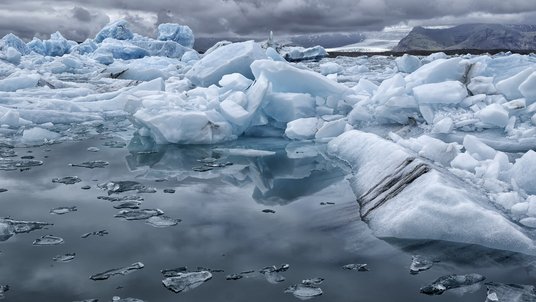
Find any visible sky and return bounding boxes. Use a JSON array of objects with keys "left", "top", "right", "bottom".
[{"left": 1, "top": 0, "right": 536, "bottom": 41}]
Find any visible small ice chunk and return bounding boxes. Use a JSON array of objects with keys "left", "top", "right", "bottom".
[
  {"left": 463, "top": 135, "right": 496, "bottom": 161},
  {"left": 215, "top": 148, "right": 275, "bottom": 157},
  {"left": 319, "top": 62, "right": 342, "bottom": 75},
  {"left": 81, "top": 230, "right": 108, "bottom": 238},
  {"left": 70, "top": 160, "right": 109, "bottom": 169},
  {"left": 342, "top": 264, "right": 368, "bottom": 271},
  {"left": 511, "top": 150, "right": 536, "bottom": 195},
  {"left": 98, "top": 181, "right": 156, "bottom": 195},
  {"left": 145, "top": 216, "right": 180, "bottom": 228},
  {"left": 111, "top": 297, "right": 145, "bottom": 302},
  {"left": 412, "top": 81, "right": 468, "bottom": 105},
  {"left": 97, "top": 195, "right": 144, "bottom": 202},
  {"left": 113, "top": 201, "right": 142, "bottom": 209},
  {"left": 115, "top": 209, "right": 164, "bottom": 221},
  {"left": 451, "top": 152, "right": 479, "bottom": 172},
  {"left": 218, "top": 73, "right": 253, "bottom": 91},
  {"left": 33, "top": 235, "right": 64, "bottom": 246},
  {"left": 90, "top": 262, "right": 144, "bottom": 281},
  {"left": 53, "top": 253, "right": 76, "bottom": 262},
  {"left": 22, "top": 127, "right": 60, "bottom": 143},
  {"left": 52, "top": 176, "right": 82, "bottom": 185},
  {"left": 432, "top": 117, "right": 454, "bottom": 134},
  {"left": 496, "top": 68, "right": 534, "bottom": 100},
  {"left": 420, "top": 273, "right": 485, "bottom": 295},
  {"left": 50, "top": 206, "right": 77, "bottom": 215},
  {"left": 162, "top": 271, "right": 212, "bottom": 293},
  {"left": 0, "top": 285, "right": 8, "bottom": 300},
  {"left": 87, "top": 147, "right": 100, "bottom": 152},
  {"left": 225, "top": 270, "right": 257, "bottom": 280},
  {"left": 467, "top": 76, "right": 497, "bottom": 95},
  {"left": 395, "top": 54, "right": 422, "bottom": 73},
  {"left": 266, "top": 47, "right": 285, "bottom": 61},
  {"left": 285, "top": 117, "right": 323, "bottom": 140},
  {"left": 476, "top": 103, "right": 509, "bottom": 128},
  {"left": 485, "top": 282, "right": 536, "bottom": 302},
  {"left": 285, "top": 282, "right": 323, "bottom": 300},
  {"left": 519, "top": 71, "right": 536, "bottom": 103},
  {"left": 260, "top": 264, "right": 290, "bottom": 284},
  {"left": 410, "top": 255, "right": 435, "bottom": 274},
  {"left": 315, "top": 118, "right": 347, "bottom": 139}
]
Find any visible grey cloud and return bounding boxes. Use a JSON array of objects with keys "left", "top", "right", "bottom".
[{"left": 1, "top": 0, "right": 536, "bottom": 41}]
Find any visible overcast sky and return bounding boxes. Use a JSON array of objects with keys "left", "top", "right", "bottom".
[{"left": 1, "top": 0, "right": 536, "bottom": 41}]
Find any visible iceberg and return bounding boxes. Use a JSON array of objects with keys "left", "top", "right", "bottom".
[
  {"left": 95, "top": 19, "right": 134, "bottom": 43},
  {"left": 186, "top": 40, "right": 267, "bottom": 87},
  {"left": 1, "top": 33, "right": 30, "bottom": 55},
  {"left": 328, "top": 130, "right": 536, "bottom": 255},
  {"left": 282, "top": 46, "right": 327, "bottom": 62},
  {"left": 157, "top": 23, "right": 195, "bottom": 48}
]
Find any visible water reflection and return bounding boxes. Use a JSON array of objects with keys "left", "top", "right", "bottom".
[{"left": 126, "top": 135, "right": 346, "bottom": 205}]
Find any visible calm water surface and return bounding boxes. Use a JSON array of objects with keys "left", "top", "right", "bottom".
[{"left": 0, "top": 135, "right": 534, "bottom": 301}]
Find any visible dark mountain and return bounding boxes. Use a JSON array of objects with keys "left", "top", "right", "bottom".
[{"left": 394, "top": 24, "right": 536, "bottom": 52}]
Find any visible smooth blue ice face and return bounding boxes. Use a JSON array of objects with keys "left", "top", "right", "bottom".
[
  {"left": 43, "top": 32, "right": 74, "bottom": 57},
  {"left": 1, "top": 33, "right": 30, "bottom": 55},
  {"left": 157, "top": 23, "right": 195, "bottom": 48},
  {"left": 131, "top": 40, "right": 188, "bottom": 58},
  {"left": 27, "top": 38, "right": 45, "bottom": 55},
  {"left": 95, "top": 19, "right": 134, "bottom": 43}
]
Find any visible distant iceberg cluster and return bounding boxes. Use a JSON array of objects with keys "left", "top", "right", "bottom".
[{"left": 2, "top": 19, "right": 536, "bottom": 254}]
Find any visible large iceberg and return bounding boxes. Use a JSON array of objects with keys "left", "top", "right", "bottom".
[
  {"left": 328, "top": 130, "right": 536, "bottom": 255},
  {"left": 95, "top": 19, "right": 134, "bottom": 43}
]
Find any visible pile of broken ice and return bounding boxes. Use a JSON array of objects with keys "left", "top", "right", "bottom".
[{"left": 2, "top": 19, "right": 536, "bottom": 255}]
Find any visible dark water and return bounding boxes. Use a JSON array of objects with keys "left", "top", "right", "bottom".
[{"left": 0, "top": 136, "right": 534, "bottom": 301}]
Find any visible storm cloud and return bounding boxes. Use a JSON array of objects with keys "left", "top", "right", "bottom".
[{"left": 1, "top": 0, "right": 536, "bottom": 41}]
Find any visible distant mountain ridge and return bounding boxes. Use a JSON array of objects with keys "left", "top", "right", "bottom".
[
  {"left": 194, "top": 32, "right": 364, "bottom": 52},
  {"left": 394, "top": 24, "right": 536, "bottom": 51}
]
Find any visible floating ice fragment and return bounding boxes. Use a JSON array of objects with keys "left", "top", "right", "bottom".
[
  {"left": 111, "top": 297, "right": 145, "bottom": 302},
  {"left": 81, "top": 185, "right": 91, "bottom": 190},
  {"left": 342, "top": 263, "right": 368, "bottom": 271},
  {"left": 53, "top": 253, "right": 76, "bottom": 262},
  {"left": 302, "top": 278, "right": 324, "bottom": 286},
  {"left": 262, "top": 209, "right": 276, "bottom": 214},
  {"left": 90, "top": 262, "right": 144, "bottom": 281},
  {"left": 52, "top": 176, "right": 82, "bottom": 185},
  {"left": 103, "top": 141, "right": 126, "bottom": 148},
  {"left": 113, "top": 201, "right": 142, "bottom": 210},
  {"left": 72, "top": 299, "right": 98, "bottom": 302},
  {"left": 0, "top": 189, "right": 6, "bottom": 193},
  {"left": 0, "top": 159, "right": 43, "bottom": 171},
  {"left": 70, "top": 160, "right": 109, "bottom": 169},
  {"left": 50, "top": 206, "right": 77, "bottom": 215},
  {"left": 192, "top": 166, "right": 213, "bottom": 172},
  {"left": 98, "top": 195, "right": 144, "bottom": 202},
  {"left": 98, "top": 181, "right": 156, "bottom": 195},
  {"left": 161, "top": 267, "right": 189, "bottom": 277},
  {"left": 485, "top": 282, "right": 536, "bottom": 302},
  {"left": 162, "top": 271, "right": 212, "bottom": 293},
  {"left": 114, "top": 209, "right": 164, "bottom": 220},
  {"left": 33, "top": 235, "right": 64, "bottom": 246},
  {"left": 285, "top": 282, "right": 323, "bottom": 300},
  {"left": 87, "top": 147, "right": 100, "bottom": 152},
  {"left": 226, "top": 270, "right": 257, "bottom": 280},
  {"left": 410, "top": 255, "right": 435, "bottom": 274},
  {"left": 0, "top": 285, "right": 8, "bottom": 300},
  {"left": 163, "top": 189, "right": 175, "bottom": 194},
  {"left": 260, "top": 264, "right": 289, "bottom": 284},
  {"left": 81, "top": 230, "right": 108, "bottom": 238},
  {"left": 145, "top": 216, "right": 180, "bottom": 228},
  {"left": 420, "top": 273, "right": 485, "bottom": 295}
]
